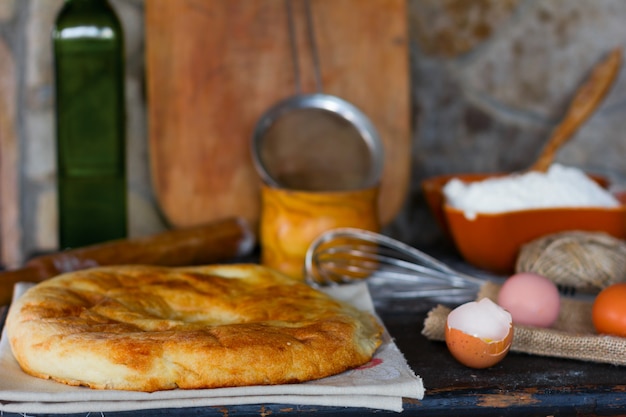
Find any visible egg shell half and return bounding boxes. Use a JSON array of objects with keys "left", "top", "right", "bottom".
[
  {"left": 445, "top": 298, "right": 514, "bottom": 369},
  {"left": 445, "top": 325, "right": 514, "bottom": 369}
]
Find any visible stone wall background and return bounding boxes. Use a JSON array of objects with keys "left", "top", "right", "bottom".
[{"left": 2, "top": 0, "right": 626, "bottom": 267}]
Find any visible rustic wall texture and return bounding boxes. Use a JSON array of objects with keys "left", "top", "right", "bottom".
[{"left": 1, "top": 0, "right": 626, "bottom": 267}]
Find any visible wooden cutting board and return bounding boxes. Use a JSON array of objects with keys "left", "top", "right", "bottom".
[{"left": 145, "top": 0, "right": 410, "bottom": 231}]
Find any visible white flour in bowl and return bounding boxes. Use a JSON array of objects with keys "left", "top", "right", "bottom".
[{"left": 443, "top": 164, "right": 620, "bottom": 220}]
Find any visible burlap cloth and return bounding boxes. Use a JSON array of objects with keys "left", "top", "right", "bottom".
[{"left": 422, "top": 281, "right": 626, "bottom": 366}]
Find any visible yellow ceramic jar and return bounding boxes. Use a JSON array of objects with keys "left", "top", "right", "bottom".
[{"left": 260, "top": 184, "right": 380, "bottom": 280}]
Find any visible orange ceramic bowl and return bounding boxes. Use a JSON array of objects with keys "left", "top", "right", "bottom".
[
  {"left": 422, "top": 173, "right": 626, "bottom": 274},
  {"left": 422, "top": 173, "right": 507, "bottom": 238}
]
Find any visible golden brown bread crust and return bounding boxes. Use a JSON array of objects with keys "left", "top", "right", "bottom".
[{"left": 6, "top": 264, "right": 382, "bottom": 391}]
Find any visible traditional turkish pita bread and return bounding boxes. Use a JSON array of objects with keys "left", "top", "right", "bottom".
[{"left": 6, "top": 264, "right": 382, "bottom": 391}]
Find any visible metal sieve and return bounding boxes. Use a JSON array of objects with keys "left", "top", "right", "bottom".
[{"left": 251, "top": 0, "right": 384, "bottom": 192}]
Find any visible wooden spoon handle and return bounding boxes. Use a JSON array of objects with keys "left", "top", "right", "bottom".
[{"left": 531, "top": 47, "right": 622, "bottom": 172}]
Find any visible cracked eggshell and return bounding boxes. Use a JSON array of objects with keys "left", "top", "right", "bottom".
[{"left": 445, "top": 298, "right": 514, "bottom": 369}]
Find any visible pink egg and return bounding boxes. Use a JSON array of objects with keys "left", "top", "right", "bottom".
[{"left": 497, "top": 272, "right": 560, "bottom": 328}]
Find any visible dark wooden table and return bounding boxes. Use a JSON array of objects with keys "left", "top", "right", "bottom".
[{"left": 2, "top": 259, "right": 626, "bottom": 416}]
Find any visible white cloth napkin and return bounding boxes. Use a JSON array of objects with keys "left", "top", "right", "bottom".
[{"left": 0, "top": 281, "right": 423, "bottom": 414}]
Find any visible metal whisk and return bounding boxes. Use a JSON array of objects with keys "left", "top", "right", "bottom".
[{"left": 304, "top": 228, "right": 489, "bottom": 305}]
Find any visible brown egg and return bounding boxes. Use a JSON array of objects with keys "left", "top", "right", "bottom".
[{"left": 445, "top": 298, "right": 514, "bottom": 369}]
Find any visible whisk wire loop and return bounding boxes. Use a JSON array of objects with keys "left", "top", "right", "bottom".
[{"left": 305, "top": 228, "right": 487, "bottom": 300}]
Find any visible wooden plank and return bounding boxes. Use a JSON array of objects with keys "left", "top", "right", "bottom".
[
  {"left": 0, "top": 38, "right": 21, "bottom": 269},
  {"left": 145, "top": 0, "right": 410, "bottom": 231}
]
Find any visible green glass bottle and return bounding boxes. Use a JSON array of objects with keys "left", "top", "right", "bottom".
[{"left": 53, "top": 0, "right": 127, "bottom": 249}]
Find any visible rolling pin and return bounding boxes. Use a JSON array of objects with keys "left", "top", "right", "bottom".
[{"left": 0, "top": 217, "right": 255, "bottom": 306}]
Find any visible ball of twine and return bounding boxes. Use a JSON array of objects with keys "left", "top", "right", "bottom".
[{"left": 515, "top": 231, "right": 626, "bottom": 293}]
